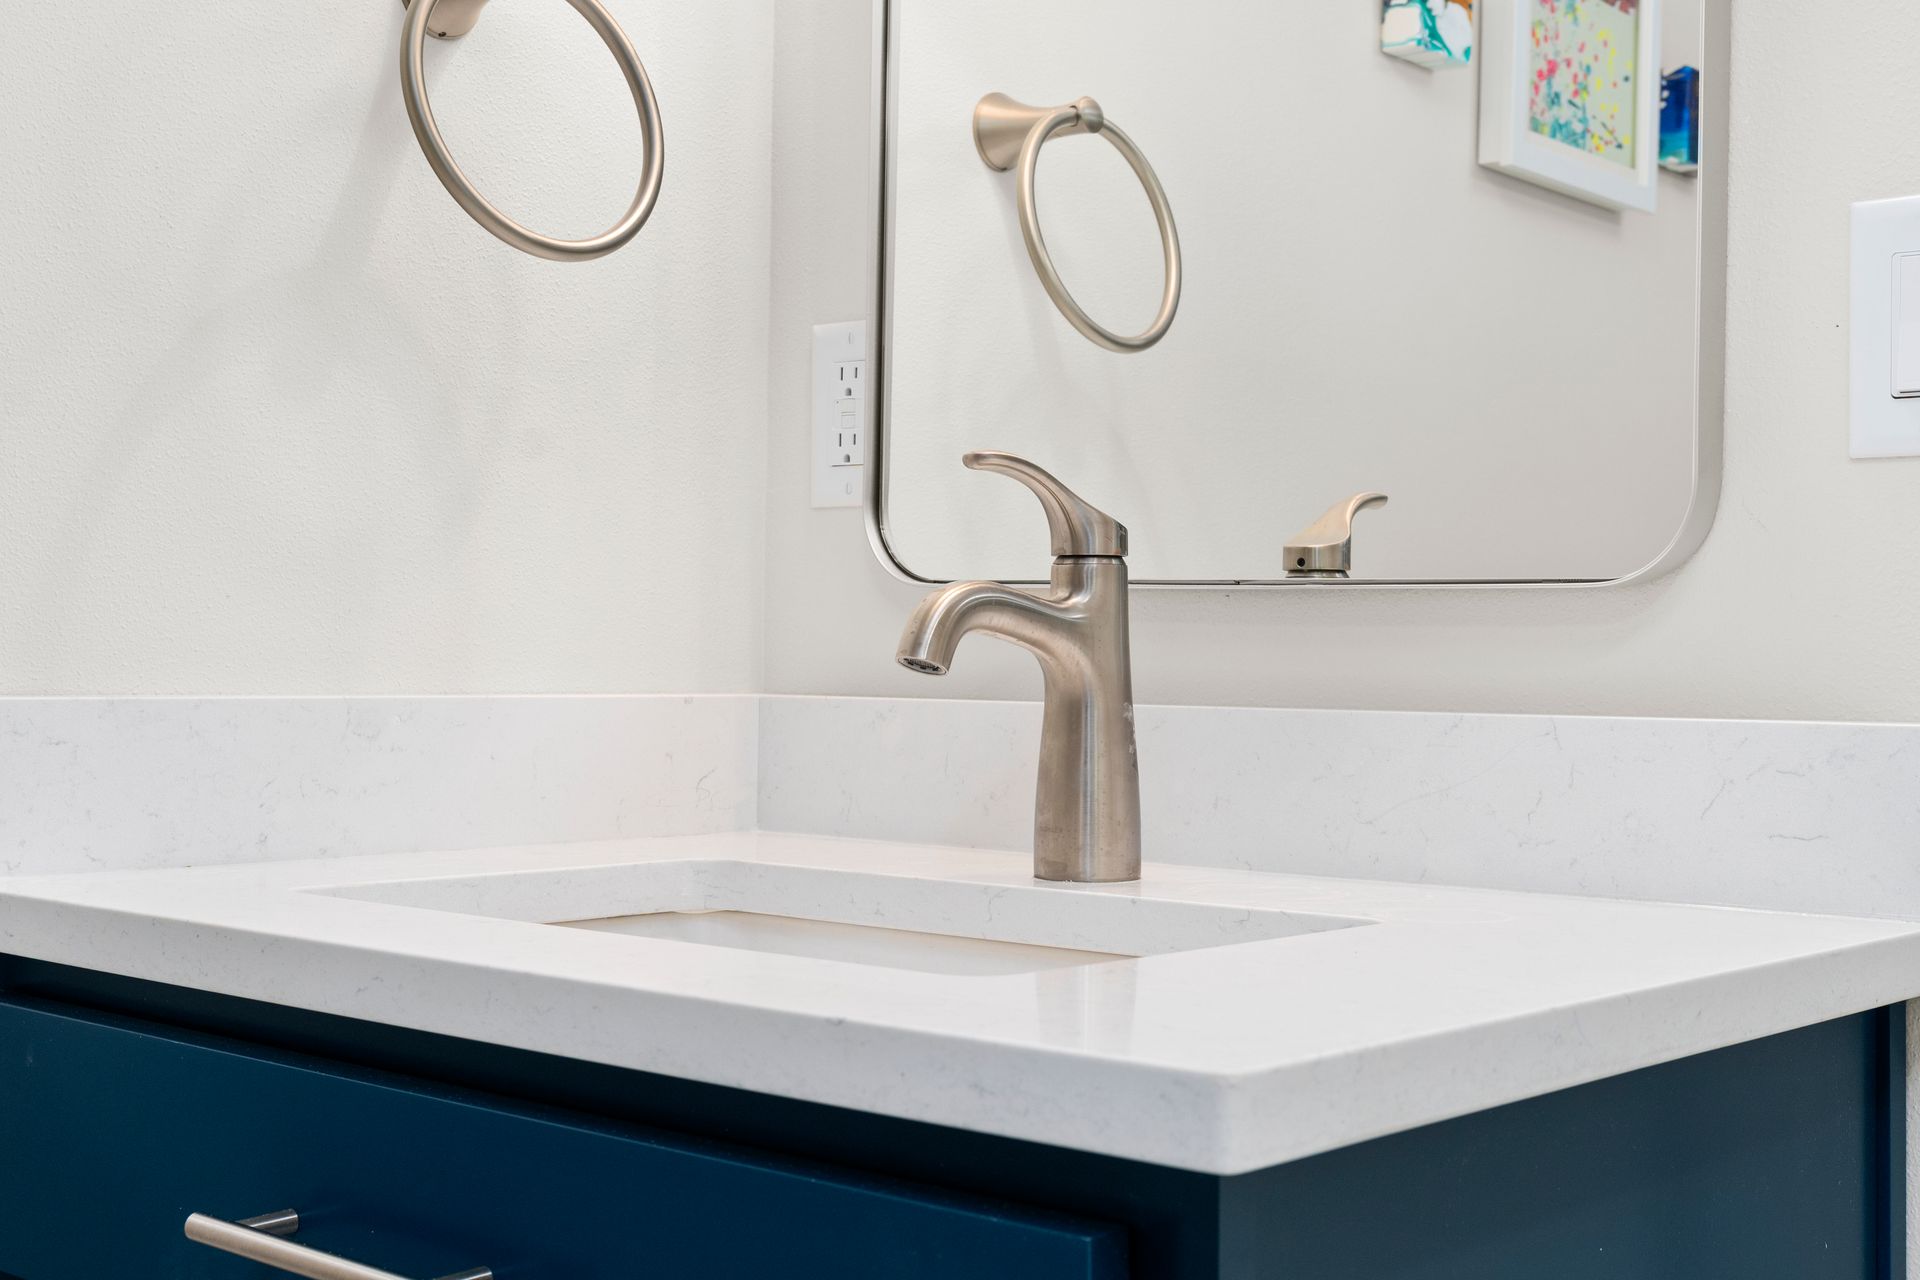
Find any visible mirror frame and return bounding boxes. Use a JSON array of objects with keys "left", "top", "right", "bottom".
[{"left": 862, "top": 0, "right": 1727, "bottom": 590}]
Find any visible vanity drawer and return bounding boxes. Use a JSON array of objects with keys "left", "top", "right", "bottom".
[{"left": 0, "top": 997, "right": 1123, "bottom": 1280}]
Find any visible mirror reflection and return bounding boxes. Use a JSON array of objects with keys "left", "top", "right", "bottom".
[{"left": 878, "top": 0, "right": 1715, "bottom": 583}]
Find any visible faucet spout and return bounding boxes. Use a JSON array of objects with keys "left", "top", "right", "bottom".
[
  {"left": 896, "top": 560, "right": 1141, "bottom": 883},
  {"left": 896, "top": 579, "right": 1078, "bottom": 678}
]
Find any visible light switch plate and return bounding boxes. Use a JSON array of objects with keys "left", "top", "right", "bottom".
[
  {"left": 1850, "top": 196, "right": 1920, "bottom": 457},
  {"left": 812, "top": 321, "right": 867, "bottom": 508}
]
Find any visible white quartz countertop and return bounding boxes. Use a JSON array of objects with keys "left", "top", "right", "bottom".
[{"left": 3, "top": 831, "right": 1919, "bottom": 1175}]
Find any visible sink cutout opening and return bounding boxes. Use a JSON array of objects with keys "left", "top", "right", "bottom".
[
  {"left": 314, "top": 858, "right": 1376, "bottom": 978},
  {"left": 561, "top": 909, "right": 1128, "bottom": 976}
]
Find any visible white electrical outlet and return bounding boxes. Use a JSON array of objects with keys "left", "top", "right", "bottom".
[{"left": 812, "top": 321, "right": 867, "bottom": 508}]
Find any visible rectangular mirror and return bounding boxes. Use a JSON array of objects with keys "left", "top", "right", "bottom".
[{"left": 870, "top": 0, "right": 1726, "bottom": 586}]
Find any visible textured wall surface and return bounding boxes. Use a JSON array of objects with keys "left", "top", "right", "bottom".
[
  {"left": 0, "top": 1, "right": 773, "bottom": 694},
  {"left": 764, "top": 1, "right": 1920, "bottom": 724}
]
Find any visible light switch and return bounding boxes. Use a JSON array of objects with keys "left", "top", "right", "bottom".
[
  {"left": 1850, "top": 196, "right": 1920, "bottom": 457},
  {"left": 1895, "top": 253, "right": 1920, "bottom": 398}
]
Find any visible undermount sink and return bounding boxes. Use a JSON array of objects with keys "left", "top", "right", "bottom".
[
  {"left": 317, "top": 857, "right": 1372, "bottom": 977},
  {"left": 561, "top": 910, "right": 1124, "bottom": 975}
]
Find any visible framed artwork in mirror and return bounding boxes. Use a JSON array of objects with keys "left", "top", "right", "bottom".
[
  {"left": 1381, "top": 0, "right": 1475, "bottom": 69},
  {"left": 1478, "top": 0, "right": 1662, "bottom": 212}
]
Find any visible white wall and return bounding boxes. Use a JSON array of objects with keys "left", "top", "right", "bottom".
[
  {"left": 0, "top": 0, "right": 773, "bottom": 694},
  {"left": 766, "top": 0, "right": 1920, "bottom": 724},
  {"left": 9, "top": 0, "right": 1920, "bottom": 722}
]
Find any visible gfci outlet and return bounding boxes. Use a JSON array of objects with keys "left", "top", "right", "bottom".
[
  {"left": 812, "top": 321, "right": 867, "bottom": 508},
  {"left": 1850, "top": 196, "right": 1920, "bottom": 457}
]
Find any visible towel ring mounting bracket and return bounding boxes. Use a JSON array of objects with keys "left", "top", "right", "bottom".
[{"left": 398, "top": 0, "right": 488, "bottom": 41}]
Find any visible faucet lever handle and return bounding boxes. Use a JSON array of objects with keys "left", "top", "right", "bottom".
[
  {"left": 1284, "top": 492, "right": 1388, "bottom": 578},
  {"left": 964, "top": 451, "right": 1128, "bottom": 558}
]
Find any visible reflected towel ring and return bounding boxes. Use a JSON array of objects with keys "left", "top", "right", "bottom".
[
  {"left": 398, "top": 0, "right": 664, "bottom": 261},
  {"left": 973, "top": 93, "right": 1182, "bottom": 354}
]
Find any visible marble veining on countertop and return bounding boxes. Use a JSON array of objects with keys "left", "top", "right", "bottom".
[{"left": 3, "top": 831, "right": 1918, "bottom": 1174}]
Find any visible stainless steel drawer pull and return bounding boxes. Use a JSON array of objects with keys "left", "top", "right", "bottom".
[{"left": 184, "top": 1209, "right": 492, "bottom": 1280}]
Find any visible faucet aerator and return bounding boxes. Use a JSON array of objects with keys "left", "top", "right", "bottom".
[{"left": 900, "top": 657, "right": 946, "bottom": 676}]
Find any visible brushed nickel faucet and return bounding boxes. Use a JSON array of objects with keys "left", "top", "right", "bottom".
[
  {"left": 1283, "top": 492, "right": 1389, "bottom": 579},
  {"left": 896, "top": 452, "right": 1141, "bottom": 884}
]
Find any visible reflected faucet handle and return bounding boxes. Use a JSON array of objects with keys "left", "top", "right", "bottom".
[
  {"left": 963, "top": 451, "right": 1128, "bottom": 559},
  {"left": 1284, "top": 492, "right": 1388, "bottom": 579}
]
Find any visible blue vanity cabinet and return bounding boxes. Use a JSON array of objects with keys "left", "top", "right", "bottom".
[
  {"left": 0, "top": 996, "right": 1123, "bottom": 1280},
  {"left": 0, "top": 957, "right": 1905, "bottom": 1280}
]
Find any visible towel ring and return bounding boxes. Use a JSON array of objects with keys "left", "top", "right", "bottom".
[
  {"left": 398, "top": 0, "right": 664, "bottom": 261},
  {"left": 974, "top": 93, "right": 1182, "bottom": 354}
]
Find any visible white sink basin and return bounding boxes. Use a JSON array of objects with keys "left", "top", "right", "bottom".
[
  {"left": 561, "top": 910, "right": 1124, "bottom": 975},
  {"left": 319, "top": 858, "right": 1371, "bottom": 976}
]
